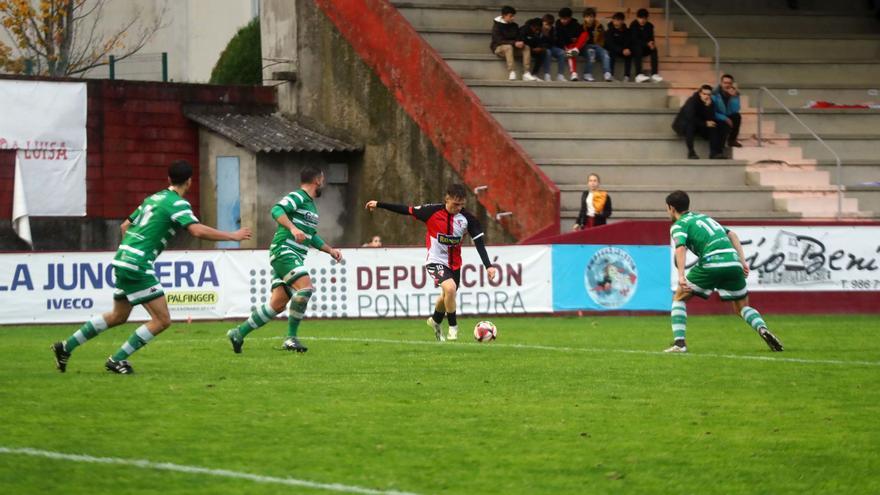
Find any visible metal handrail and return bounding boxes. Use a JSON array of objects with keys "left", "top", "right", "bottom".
[
  {"left": 665, "top": 0, "right": 720, "bottom": 83},
  {"left": 756, "top": 86, "right": 844, "bottom": 219}
]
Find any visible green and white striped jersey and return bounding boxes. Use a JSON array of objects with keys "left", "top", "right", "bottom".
[
  {"left": 670, "top": 211, "right": 741, "bottom": 269},
  {"left": 113, "top": 189, "right": 199, "bottom": 274},
  {"left": 269, "top": 188, "right": 325, "bottom": 260}
]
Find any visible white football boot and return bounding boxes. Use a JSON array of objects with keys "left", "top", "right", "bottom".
[
  {"left": 427, "top": 317, "right": 445, "bottom": 342},
  {"left": 447, "top": 326, "right": 459, "bottom": 341}
]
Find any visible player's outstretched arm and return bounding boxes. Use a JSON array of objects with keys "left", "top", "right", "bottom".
[
  {"left": 365, "top": 200, "right": 410, "bottom": 215},
  {"left": 120, "top": 219, "right": 132, "bottom": 236},
  {"left": 187, "top": 223, "right": 252, "bottom": 242}
]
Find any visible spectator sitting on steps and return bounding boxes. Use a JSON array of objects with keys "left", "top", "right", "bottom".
[
  {"left": 520, "top": 17, "right": 545, "bottom": 83},
  {"left": 672, "top": 84, "right": 724, "bottom": 160},
  {"left": 713, "top": 74, "right": 743, "bottom": 148},
  {"left": 630, "top": 8, "right": 662, "bottom": 83},
  {"left": 538, "top": 14, "right": 564, "bottom": 81},
  {"left": 554, "top": 7, "right": 585, "bottom": 81},
  {"left": 572, "top": 173, "right": 613, "bottom": 230},
  {"left": 580, "top": 7, "right": 612, "bottom": 82},
  {"left": 491, "top": 5, "right": 537, "bottom": 81},
  {"left": 605, "top": 12, "right": 632, "bottom": 82}
]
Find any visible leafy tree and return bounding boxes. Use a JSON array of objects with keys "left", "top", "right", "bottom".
[
  {"left": 0, "top": 0, "right": 165, "bottom": 76},
  {"left": 210, "top": 18, "right": 261, "bottom": 85}
]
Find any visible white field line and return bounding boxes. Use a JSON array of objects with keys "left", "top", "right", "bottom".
[
  {"left": 0, "top": 447, "right": 419, "bottom": 495},
  {"left": 157, "top": 335, "right": 880, "bottom": 367}
]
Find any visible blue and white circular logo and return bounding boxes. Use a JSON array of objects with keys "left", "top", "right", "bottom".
[{"left": 584, "top": 247, "right": 638, "bottom": 309}]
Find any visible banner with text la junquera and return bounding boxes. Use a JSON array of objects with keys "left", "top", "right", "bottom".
[
  {"left": 678, "top": 226, "right": 880, "bottom": 292},
  {"left": 0, "top": 246, "right": 552, "bottom": 324}
]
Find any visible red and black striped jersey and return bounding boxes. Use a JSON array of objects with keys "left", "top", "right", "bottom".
[{"left": 378, "top": 202, "right": 490, "bottom": 270}]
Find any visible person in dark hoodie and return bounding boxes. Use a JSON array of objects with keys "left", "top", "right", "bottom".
[
  {"left": 554, "top": 7, "right": 585, "bottom": 81},
  {"left": 491, "top": 5, "right": 537, "bottom": 81},
  {"left": 520, "top": 17, "right": 546, "bottom": 82},
  {"left": 604, "top": 12, "right": 632, "bottom": 82},
  {"left": 537, "top": 14, "right": 565, "bottom": 81},
  {"left": 672, "top": 84, "right": 723, "bottom": 159},
  {"left": 630, "top": 8, "right": 662, "bottom": 83}
]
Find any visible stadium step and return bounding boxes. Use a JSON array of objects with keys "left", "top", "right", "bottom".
[
  {"left": 444, "top": 53, "right": 880, "bottom": 85},
  {"left": 559, "top": 184, "right": 786, "bottom": 212},
  {"left": 467, "top": 80, "right": 674, "bottom": 109},
  {"left": 536, "top": 158, "right": 750, "bottom": 186},
  {"left": 391, "top": 0, "right": 880, "bottom": 225},
  {"left": 773, "top": 194, "right": 862, "bottom": 216},
  {"left": 669, "top": 11, "right": 880, "bottom": 35},
  {"left": 509, "top": 132, "right": 880, "bottom": 161},
  {"left": 686, "top": 33, "right": 880, "bottom": 61}
]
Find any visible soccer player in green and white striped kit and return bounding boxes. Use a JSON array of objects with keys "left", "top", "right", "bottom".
[
  {"left": 226, "top": 166, "right": 343, "bottom": 354},
  {"left": 51, "top": 160, "right": 252, "bottom": 374},
  {"left": 665, "top": 190, "right": 783, "bottom": 353}
]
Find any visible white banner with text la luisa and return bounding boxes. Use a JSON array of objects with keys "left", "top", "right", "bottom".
[
  {"left": 676, "top": 226, "right": 880, "bottom": 291},
  {"left": 0, "top": 246, "right": 552, "bottom": 324}
]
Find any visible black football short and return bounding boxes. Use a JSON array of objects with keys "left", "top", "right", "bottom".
[{"left": 426, "top": 263, "right": 460, "bottom": 288}]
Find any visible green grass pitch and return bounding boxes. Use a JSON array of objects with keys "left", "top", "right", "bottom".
[{"left": 1, "top": 314, "right": 878, "bottom": 494}]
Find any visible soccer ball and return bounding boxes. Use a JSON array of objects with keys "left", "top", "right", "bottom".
[{"left": 473, "top": 321, "right": 497, "bottom": 342}]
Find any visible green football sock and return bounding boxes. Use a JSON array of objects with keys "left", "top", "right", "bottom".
[
  {"left": 64, "top": 316, "right": 109, "bottom": 353},
  {"left": 287, "top": 288, "right": 313, "bottom": 337},
  {"left": 671, "top": 301, "right": 687, "bottom": 341},
  {"left": 740, "top": 306, "right": 767, "bottom": 331},
  {"left": 236, "top": 303, "right": 278, "bottom": 339},
  {"left": 111, "top": 325, "right": 154, "bottom": 361}
]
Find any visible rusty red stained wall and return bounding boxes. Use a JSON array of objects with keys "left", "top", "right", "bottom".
[
  {"left": 0, "top": 76, "right": 275, "bottom": 221},
  {"left": 313, "top": 0, "right": 560, "bottom": 241}
]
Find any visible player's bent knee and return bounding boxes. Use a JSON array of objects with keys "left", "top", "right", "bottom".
[{"left": 293, "top": 287, "right": 314, "bottom": 305}]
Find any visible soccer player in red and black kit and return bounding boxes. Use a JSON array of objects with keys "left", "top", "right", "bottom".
[{"left": 365, "top": 184, "right": 498, "bottom": 341}]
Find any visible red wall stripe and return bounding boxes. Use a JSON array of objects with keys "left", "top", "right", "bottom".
[{"left": 313, "top": 0, "right": 560, "bottom": 241}]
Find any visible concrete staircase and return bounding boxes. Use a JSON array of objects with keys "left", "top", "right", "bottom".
[{"left": 394, "top": 0, "right": 880, "bottom": 227}]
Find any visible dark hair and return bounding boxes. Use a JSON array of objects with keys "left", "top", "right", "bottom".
[
  {"left": 168, "top": 160, "right": 193, "bottom": 185},
  {"left": 699, "top": 84, "right": 713, "bottom": 92},
  {"left": 446, "top": 183, "right": 468, "bottom": 199},
  {"left": 666, "top": 190, "right": 690, "bottom": 213},
  {"left": 612, "top": 11, "right": 625, "bottom": 20},
  {"left": 636, "top": 8, "right": 649, "bottom": 18},
  {"left": 527, "top": 17, "right": 542, "bottom": 29},
  {"left": 558, "top": 7, "right": 573, "bottom": 18},
  {"left": 721, "top": 73, "right": 735, "bottom": 81},
  {"left": 501, "top": 5, "right": 516, "bottom": 16},
  {"left": 583, "top": 7, "right": 596, "bottom": 17},
  {"left": 542, "top": 13, "right": 555, "bottom": 23},
  {"left": 301, "top": 166, "right": 324, "bottom": 184}
]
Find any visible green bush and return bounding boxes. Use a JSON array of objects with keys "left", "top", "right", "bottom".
[{"left": 210, "top": 18, "right": 261, "bottom": 85}]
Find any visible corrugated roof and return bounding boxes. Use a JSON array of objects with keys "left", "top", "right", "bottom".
[{"left": 184, "top": 108, "right": 361, "bottom": 153}]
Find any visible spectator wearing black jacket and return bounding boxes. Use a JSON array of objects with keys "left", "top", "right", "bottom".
[
  {"left": 555, "top": 7, "right": 585, "bottom": 81},
  {"left": 630, "top": 8, "right": 662, "bottom": 83},
  {"left": 491, "top": 6, "right": 537, "bottom": 81},
  {"left": 520, "top": 18, "right": 545, "bottom": 81},
  {"left": 672, "top": 85, "right": 723, "bottom": 159},
  {"left": 538, "top": 14, "right": 565, "bottom": 81},
  {"left": 605, "top": 12, "right": 632, "bottom": 81},
  {"left": 573, "top": 173, "right": 612, "bottom": 230}
]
